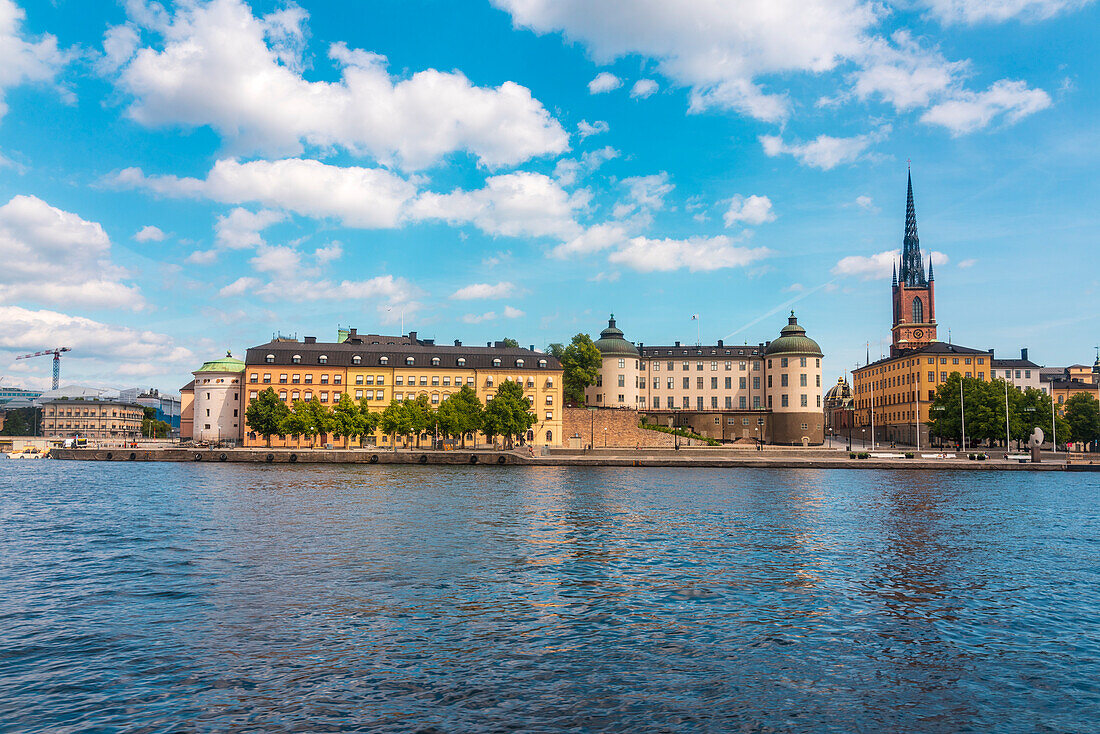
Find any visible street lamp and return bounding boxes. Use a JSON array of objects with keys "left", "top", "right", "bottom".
[{"left": 861, "top": 428, "right": 866, "bottom": 448}]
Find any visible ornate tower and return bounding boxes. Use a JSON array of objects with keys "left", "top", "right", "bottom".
[{"left": 891, "top": 170, "right": 937, "bottom": 356}]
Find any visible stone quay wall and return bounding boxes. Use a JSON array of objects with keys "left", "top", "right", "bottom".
[{"left": 561, "top": 406, "right": 707, "bottom": 448}]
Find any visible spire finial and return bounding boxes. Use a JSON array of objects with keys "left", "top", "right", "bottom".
[{"left": 900, "top": 169, "right": 926, "bottom": 288}]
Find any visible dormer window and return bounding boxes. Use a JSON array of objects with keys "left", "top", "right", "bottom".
[
  {"left": 352, "top": 355, "right": 361, "bottom": 365},
  {"left": 379, "top": 356, "right": 389, "bottom": 365},
  {"left": 318, "top": 355, "right": 328, "bottom": 364},
  {"left": 406, "top": 356, "right": 415, "bottom": 365},
  {"left": 492, "top": 358, "right": 501, "bottom": 367},
  {"left": 457, "top": 357, "right": 466, "bottom": 367},
  {"left": 516, "top": 359, "right": 525, "bottom": 367},
  {"left": 292, "top": 354, "right": 301, "bottom": 364},
  {"left": 265, "top": 354, "right": 275, "bottom": 363},
  {"left": 538, "top": 359, "right": 547, "bottom": 368},
  {"left": 431, "top": 357, "right": 440, "bottom": 366}
]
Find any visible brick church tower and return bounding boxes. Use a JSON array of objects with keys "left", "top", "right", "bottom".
[{"left": 890, "top": 169, "right": 937, "bottom": 357}]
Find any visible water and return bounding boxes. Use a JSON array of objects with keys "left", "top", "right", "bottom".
[{"left": 1, "top": 463, "right": 1097, "bottom": 732}]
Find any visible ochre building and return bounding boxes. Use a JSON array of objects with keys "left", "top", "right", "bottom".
[{"left": 242, "top": 328, "right": 563, "bottom": 448}]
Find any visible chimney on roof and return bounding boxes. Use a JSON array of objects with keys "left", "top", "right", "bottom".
[
  {"left": 487, "top": 341, "right": 492, "bottom": 347},
  {"left": 717, "top": 339, "right": 723, "bottom": 347},
  {"left": 529, "top": 344, "right": 535, "bottom": 351},
  {"left": 408, "top": 331, "right": 417, "bottom": 342},
  {"left": 454, "top": 339, "right": 462, "bottom": 347},
  {"left": 1021, "top": 347, "right": 1028, "bottom": 361},
  {"left": 304, "top": 336, "right": 316, "bottom": 344},
  {"left": 675, "top": 341, "right": 680, "bottom": 347},
  {"left": 349, "top": 328, "right": 357, "bottom": 337}
]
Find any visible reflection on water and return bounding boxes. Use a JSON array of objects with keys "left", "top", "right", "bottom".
[{"left": 1, "top": 463, "right": 1098, "bottom": 732}]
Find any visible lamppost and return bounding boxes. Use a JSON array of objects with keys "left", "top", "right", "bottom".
[
  {"left": 931, "top": 404, "right": 945, "bottom": 448},
  {"left": 861, "top": 428, "right": 866, "bottom": 448}
]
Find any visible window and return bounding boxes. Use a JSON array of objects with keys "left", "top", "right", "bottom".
[
  {"left": 493, "top": 358, "right": 501, "bottom": 367},
  {"left": 292, "top": 354, "right": 301, "bottom": 364},
  {"left": 376, "top": 376, "right": 384, "bottom": 385},
  {"left": 697, "top": 377, "right": 704, "bottom": 389},
  {"left": 376, "top": 390, "right": 384, "bottom": 400},
  {"left": 682, "top": 362, "right": 689, "bottom": 371},
  {"left": 816, "top": 375, "right": 821, "bottom": 387},
  {"left": 432, "top": 376, "right": 439, "bottom": 386},
  {"left": 431, "top": 357, "right": 440, "bottom": 366},
  {"left": 265, "top": 354, "right": 274, "bottom": 363},
  {"left": 725, "top": 362, "right": 732, "bottom": 371},
  {"left": 725, "top": 397, "right": 732, "bottom": 408},
  {"left": 739, "top": 396, "right": 746, "bottom": 409},
  {"left": 801, "top": 394, "right": 808, "bottom": 407},
  {"left": 618, "top": 358, "right": 625, "bottom": 369},
  {"left": 753, "top": 376, "right": 760, "bottom": 390},
  {"left": 781, "top": 395, "right": 788, "bottom": 407},
  {"left": 406, "top": 357, "right": 415, "bottom": 365},
  {"left": 800, "top": 374, "right": 807, "bottom": 387},
  {"left": 653, "top": 362, "right": 660, "bottom": 371},
  {"left": 352, "top": 355, "right": 361, "bottom": 365},
  {"left": 696, "top": 396, "right": 704, "bottom": 409},
  {"left": 304, "top": 391, "right": 312, "bottom": 400},
  {"left": 800, "top": 357, "right": 807, "bottom": 368},
  {"left": 318, "top": 355, "right": 328, "bottom": 364},
  {"left": 431, "top": 393, "right": 440, "bottom": 404},
  {"left": 711, "top": 361, "right": 718, "bottom": 371},
  {"left": 355, "top": 390, "right": 363, "bottom": 399},
  {"left": 443, "top": 376, "right": 451, "bottom": 386},
  {"left": 781, "top": 358, "right": 789, "bottom": 368},
  {"left": 667, "top": 377, "right": 674, "bottom": 389},
  {"left": 697, "top": 362, "right": 704, "bottom": 371},
  {"left": 279, "top": 374, "right": 288, "bottom": 384},
  {"left": 320, "top": 374, "right": 329, "bottom": 385},
  {"left": 617, "top": 375, "right": 625, "bottom": 387},
  {"left": 912, "top": 296, "right": 923, "bottom": 323},
  {"left": 668, "top": 361, "right": 674, "bottom": 371},
  {"left": 780, "top": 374, "right": 788, "bottom": 387},
  {"left": 711, "top": 397, "right": 718, "bottom": 408},
  {"left": 292, "top": 391, "right": 300, "bottom": 400},
  {"left": 395, "top": 376, "right": 404, "bottom": 386},
  {"left": 356, "top": 375, "right": 364, "bottom": 385},
  {"left": 801, "top": 422, "right": 809, "bottom": 431},
  {"left": 545, "top": 411, "right": 553, "bottom": 420},
  {"left": 653, "top": 397, "right": 661, "bottom": 408},
  {"left": 816, "top": 395, "right": 822, "bottom": 407},
  {"left": 380, "top": 356, "right": 389, "bottom": 365},
  {"left": 682, "top": 397, "right": 689, "bottom": 408},
  {"left": 420, "top": 376, "right": 428, "bottom": 386},
  {"left": 249, "top": 391, "right": 257, "bottom": 400},
  {"left": 682, "top": 377, "right": 690, "bottom": 389},
  {"left": 250, "top": 373, "right": 258, "bottom": 383},
  {"left": 457, "top": 357, "right": 466, "bottom": 367},
  {"left": 725, "top": 377, "right": 732, "bottom": 389},
  {"left": 618, "top": 394, "right": 624, "bottom": 403}
]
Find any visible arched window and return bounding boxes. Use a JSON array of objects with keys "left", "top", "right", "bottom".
[
  {"left": 318, "top": 355, "right": 328, "bottom": 364},
  {"left": 538, "top": 359, "right": 547, "bottom": 368},
  {"left": 545, "top": 430, "right": 553, "bottom": 442},
  {"left": 406, "top": 356, "right": 415, "bottom": 365},
  {"left": 352, "top": 355, "right": 361, "bottom": 365},
  {"left": 516, "top": 359, "right": 525, "bottom": 367},
  {"left": 431, "top": 357, "right": 440, "bottom": 366},
  {"left": 292, "top": 354, "right": 301, "bottom": 363},
  {"left": 912, "top": 296, "right": 924, "bottom": 324},
  {"left": 492, "top": 358, "right": 501, "bottom": 367},
  {"left": 265, "top": 354, "right": 275, "bottom": 363},
  {"left": 379, "top": 356, "right": 389, "bottom": 364},
  {"left": 457, "top": 357, "right": 466, "bottom": 367}
]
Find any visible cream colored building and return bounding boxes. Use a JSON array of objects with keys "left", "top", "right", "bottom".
[
  {"left": 191, "top": 352, "right": 245, "bottom": 445},
  {"left": 41, "top": 399, "right": 143, "bottom": 441}
]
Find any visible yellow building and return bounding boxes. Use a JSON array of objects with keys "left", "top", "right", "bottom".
[
  {"left": 243, "top": 329, "right": 563, "bottom": 448},
  {"left": 852, "top": 342, "right": 992, "bottom": 446}
]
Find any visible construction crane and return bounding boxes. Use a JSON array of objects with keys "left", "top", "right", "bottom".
[{"left": 15, "top": 347, "right": 72, "bottom": 390}]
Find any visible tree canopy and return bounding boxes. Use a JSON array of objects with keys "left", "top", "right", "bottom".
[
  {"left": 483, "top": 379, "right": 537, "bottom": 448},
  {"left": 245, "top": 387, "right": 291, "bottom": 446},
  {"left": 436, "top": 385, "right": 483, "bottom": 447},
  {"left": 928, "top": 375, "right": 1068, "bottom": 448},
  {"left": 1063, "top": 393, "right": 1100, "bottom": 447},
  {"left": 560, "top": 333, "right": 602, "bottom": 404}
]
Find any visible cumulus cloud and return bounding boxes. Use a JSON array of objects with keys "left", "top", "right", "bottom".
[
  {"left": 408, "top": 172, "right": 584, "bottom": 240},
  {"left": 957, "top": 258, "right": 977, "bottom": 268},
  {"left": 921, "top": 0, "right": 1094, "bottom": 24},
  {"left": 577, "top": 119, "right": 609, "bottom": 138},
  {"left": 608, "top": 236, "right": 771, "bottom": 272},
  {"left": 613, "top": 172, "right": 673, "bottom": 222},
  {"left": 920, "top": 79, "right": 1051, "bottom": 134},
  {"left": 462, "top": 305, "right": 525, "bottom": 323},
  {"left": 0, "top": 305, "right": 191, "bottom": 389},
  {"left": 451, "top": 281, "right": 516, "bottom": 300},
  {"left": 493, "top": 0, "right": 1051, "bottom": 132},
  {"left": 214, "top": 207, "right": 285, "bottom": 250},
  {"left": 630, "top": 79, "right": 659, "bottom": 98},
  {"left": 588, "top": 72, "right": 622, "bottom": 94},
  {"left": 832, "top": 248, "right": 949, "bottom": 279},
  {"left": 112, "top": 158, "right": 417, "bottom": 229},
  {"left": 855, "top": 195, "right": 877, "bottom": 211},
  {"left": 760, "top": 129, "right": 885, "bottom": 169},
  {"left": 111, "top": 0, "right": 567, "bottom": 169},
  {"left": 218, "top": 276, "right": 259, "bottom": 297},
  {"left": 0, "top": 195, "right": 143, "bottom": 310},
  {"left": 723, "top": 195, "right": 775, "bottom": 227},
  {"left": 134, "top": 224, "right": 166, "bottom": 242},
  {"left": 0, "top": 0, "right": 70, "bottom": 119},
  {"left": 551, "top": 222, "right": 632, "bottom": 259}
]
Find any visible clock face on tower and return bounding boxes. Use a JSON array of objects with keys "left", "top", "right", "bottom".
[{"left": 913, "top": 329, "right": 924, "bottom": 339}]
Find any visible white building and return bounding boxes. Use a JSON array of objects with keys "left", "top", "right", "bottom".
[{"left": 191, "top": 352, "right": 245, "bottom": 444}]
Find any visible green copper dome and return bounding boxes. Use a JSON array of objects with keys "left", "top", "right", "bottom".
[
  {"left": 195, "top": 351, "right": 246, "bottom": 373},
  {"left": 764, "top": 312, "right": 822, "bottom": 357},
  {"left": 593, "top": 314, "right": 639, "bottom": 358}
]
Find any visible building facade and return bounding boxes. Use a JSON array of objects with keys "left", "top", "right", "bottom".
[
  {"left": 242, "top": 328, "right": 563, "bottom": 448},
  {"left": 584, "top": 312, "right": 825, "bottom": 445},
  {"left": 40, "top": 399, "right": 144, "bottom": 441},
  {"left": 991, "top": 348, "right": 1042, "bottom": 392},
  {"left": 190, "top": 352, "right": 246, "bottom": 444}
]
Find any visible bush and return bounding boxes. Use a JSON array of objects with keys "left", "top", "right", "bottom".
[
  {"left": 849, "top": 452, "right": 857, "bottom": 459},
  {"left": 639, "top": 421, "right": 719, "bottom": 446},
  {"left": 857, "top": 452, "right": 870, "bottom": 459},
  {"left": 904, "top": 452, "right": 914, "bottom": 459}
]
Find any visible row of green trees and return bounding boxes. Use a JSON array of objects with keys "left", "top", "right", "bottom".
[
  {"left": 927, "top": 374, "right": 1100, "bottom": 448},
  {"left": 244, "top": 381, "right": 539, "bottom": 449}
]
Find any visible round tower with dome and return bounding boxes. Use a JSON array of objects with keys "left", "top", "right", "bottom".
[
  {"left": 191, "top": 351, "right": 245, "bottom": 444},
  {"left": 764, "top": 312, "right": 824, "bottom": 445},
  {"left": 585, "top": 314, "right": 641, "bottom": 408}
]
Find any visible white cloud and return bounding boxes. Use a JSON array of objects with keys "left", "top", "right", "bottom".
[
  {"left": 608, "top": 236, "right": 771, "bottom": 272},
  {"left": 461, "top": 305, "right": 524, "bottom": 323},
  {"left": 214, "top": 207, "right": 285, "bottom": 249},
  {"left": 588, "top": 271, "right": 621, "bottom": 283},
  {"left": 451, "top": 281, "right": 516, "bottom": 300},
  {"left": 760, "top": 129, "right": 884, "bottom": 169},
  {"left": 723, "top": 195, "right": 775, "bottom": 227},
  {"left": 314, "top": 242, "right": 343, "bottom": 265},
  {"left": 832, "top": 248, "right": 949, "bottom": 279},
  {"left": 851, "top": 33, "right": 965, "bottom": 111},
  {"left": 554, "top": 145, "right": 618, "bottom": 186},
  {"left": 630, "top": 79, "right": 659, "bottom": 98},
  {"left": 134, "top": 224, "right": 166, "bottom": 242},
  {"left": 503, "top": 305, "right": 525, "bottom": 318},
  {"left": 408, "top": 172, "right": 584, "bottom": 240},
  {"left": 957, "top": 258, "right": 977, "bottom": 268},
  {"left": 113, "top": 158, "right": 417, "bottom": 229},
  {"left": 855, "top": 195, "right": 877, "bottom": 211},
  {"left": 112, "top": 0, "right": 567, "bottom": 169},
  {"left": 0, "top": 0, "right": 70, "bottom": 119},
  {"left": 98, "top": 22, "right": 139, "bottom": 74},
  {"left": 551, "top": 222, "right": 631, "bottom": 259},
  {"left": 588, "top": 72, "right": 622, "bottom": 94},
  {"left": 186, "top": 249, "right": 218, "bottom": 265},
  {"left": 218, "top": 276, "right": 259, "bottom": 297},
  {"left": 0, "top": 305, "right": 192, "bottom": 388},
  {"left": 0, "top": 195, "right": 143, "bottom": 310},
  {"left": 613, "top": 172, "right": 673, "bottom": 221},
  {"left": 920, "top": 79, "right": 1051, "bottom": 134},
  {"left": 921, "top": 0, "right": 1094, "bottom": 24},
  {"left": 577, "top": 119, "right": 609, "bottom": 138}
]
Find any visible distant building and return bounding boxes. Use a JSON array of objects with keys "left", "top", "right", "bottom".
[
  {"left": 991, "top": 348, "right": 1041, "bottom": 391},
  {"left": 584, "top": 312, "right": 825, "bottom": 445},
  {"left": 0, "top": 387, "right": 43, "bottom": 407},
  {"left": 824, "top": 377, "right": 854, "bottom": 434},
  {"left": 40, "top": 399, "right": 143, "bottom": 441}
]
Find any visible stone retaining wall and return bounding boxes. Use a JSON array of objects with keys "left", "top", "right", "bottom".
[{"left": 562, "top": 407, "right": 708, "bottom": 448}]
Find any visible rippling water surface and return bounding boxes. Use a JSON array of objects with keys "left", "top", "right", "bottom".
[{"left": 1, "top": 463, "right": 1098, "bottom": 732}]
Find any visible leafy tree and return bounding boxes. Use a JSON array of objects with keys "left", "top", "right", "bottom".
[
  {"left": 484, "top": 379, "right": 537, "bottom": 449},
  {"left": 141, "top": 417, "right": 171, "bottom": 438},
  {"left": 379, "top": 399, "right": 410, "bottom": 450},
  {"left": 546, "top": 342, "right": 565, "bottom": 360},
  {"left": 437, "top": 385, "right": 483, "bottom": 447},
  {"left": 0, "top": 409, "right": 30, "bottom": 436},
  {"left": 1064, "top": 393, "right": 1100, "bottom": 448},
  {"left": 1011, "top": 387, "right": 1066, "bottom": 449},
  {"left": 928, "top": 375, "right": 1069, "bottom": 449},
  {"left": 331, "top": 393, "right": 364, "bottom": 446},
  {"left": 357, "top": 398, "right": 381, "bottom": 445},
  {"left": 245, "top": 387, "right": 290, "bottom": 446},
  {"left": 501, "top": 338, "right": 520, "bottom": 348},
  {"left": 281, "top": 398, "right": 333, "bottom": 447},
  {"left": 560, "top": 333, "right": 602, "bottom": 404},
  {"left": 404, "top": 394, "right": 434, "bottom": 448}
]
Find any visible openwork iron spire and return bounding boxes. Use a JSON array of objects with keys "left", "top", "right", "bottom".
[{"left": 899, "top": 170, "right": 927, "bottom": 287}]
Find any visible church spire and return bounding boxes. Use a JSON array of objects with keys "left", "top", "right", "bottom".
[
  {"left": 899, "top": 169, "right": 927, "bottom": 287},
  {"left": 892, "top": 262, "right": 897, "bottom": 286}
]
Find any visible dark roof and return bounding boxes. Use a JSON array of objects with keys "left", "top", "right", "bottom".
[
  {"left": 593, "top": 315, "right": 639, "bottom": 357},
  {"left": 1050, "top": 379, "right": 1099, "bottom": 391},
  {"left": 640, "top": 343, "right": 764, "bottom": 358},
  {"left": 43, "top": 398, "right": 142, "bottom": 407},
  {"left": 991, "top": 358, "right": 1040, "bottom": 369},
  {"left": 245, "top": 334, "right": 561, "bottom": 370},
  {"left": 855, "top": 341, "right": 991, "bottom": 372},
  {"left": 763, "top": 312, "right": 822, "bottom": 356},
  {"left": 180, "top": 380, "right": 195, "bottom": 392}
]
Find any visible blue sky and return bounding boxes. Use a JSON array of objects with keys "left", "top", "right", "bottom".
[{"left": 1, "top": 0, "right": 1097, "bottom": 393}]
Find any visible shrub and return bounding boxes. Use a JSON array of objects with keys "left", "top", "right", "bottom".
[
  {"left": 857, "top": 452, "right": 870, "bottom": 459},
  {"left": 904, "top": 452, "right": 914, "bottom": 459},
  {"left": 638, "top": 421, "right": 718, "bottom": 446},
  {"left": 849, "top": 452, "right": 857, "bottom": 459}
]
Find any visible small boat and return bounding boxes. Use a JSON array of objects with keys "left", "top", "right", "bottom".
[{"left": 7, "top": 446, "right": 49, "bottom": 459}]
